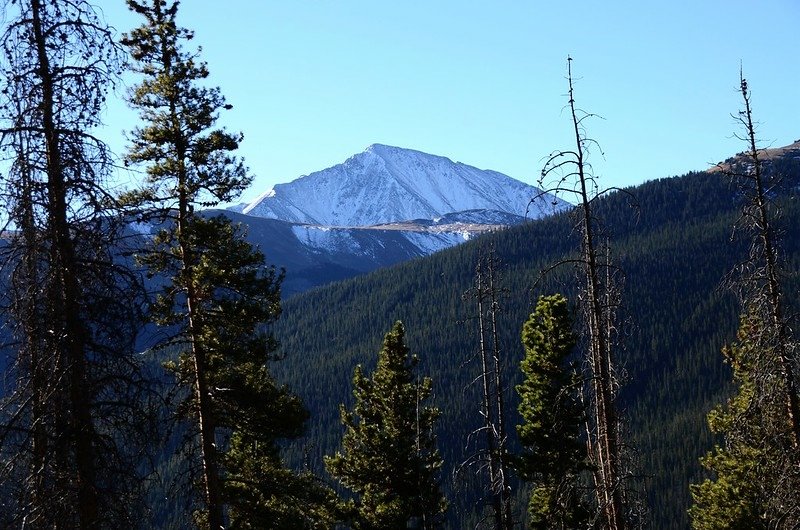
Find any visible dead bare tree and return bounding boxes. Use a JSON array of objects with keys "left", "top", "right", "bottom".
[
  {"left": 457, "top": 245, "right": 515, "bottom": 529},
  {"left": 691, "top": 70, "right": 800, "bottom": 527},
  {"left": 726, "top": 71, "right": 800, "bottom": 448},
  {"left": 537, "top": 56, "right": 642, "bottom": 530}
]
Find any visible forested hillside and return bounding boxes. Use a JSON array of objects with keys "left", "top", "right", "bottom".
[
  {"left": 1, "top": 0, "right": 797, "bottom": 527},
  {"left": 272, "top": 156, "right": 800, "bottom": 529}
]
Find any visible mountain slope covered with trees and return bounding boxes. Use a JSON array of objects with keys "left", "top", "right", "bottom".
[
  {"left": 0, "top": 1, "right": 797, "bottom": 528},
  {"left": 273, "top": 154, "right": 800, "bottom": 529}
]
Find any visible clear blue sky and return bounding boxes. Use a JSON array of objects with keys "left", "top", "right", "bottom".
[{"left": 100, "top": 1, "right": 799, "bottom": 205}]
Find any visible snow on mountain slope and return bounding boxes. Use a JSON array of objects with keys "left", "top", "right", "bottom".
[
  {"left": 290, "top": 223, "right": 476, "bottom": 258},
  {"left": 243, "top": 144, "right": 566, "bottom": 226},
  {"left": 204, "top": 209, "right": 513, "bottom": 296}
]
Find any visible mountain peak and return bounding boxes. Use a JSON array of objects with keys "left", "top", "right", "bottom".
[
  {"left": 363, "top": 143, "right": 454, "bottom": 165},
  {"left": 365, "top": 143, "right": 417, "bottom": 153},
  {"left": 242, "top": 145, "right": 566, "bottom": 226},
  {"left": 364, "top": 142, "right": 396, "bottom": 153}
]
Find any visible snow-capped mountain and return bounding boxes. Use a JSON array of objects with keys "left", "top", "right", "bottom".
[
  {"left": 218, "top": 145, "right": 571, "bottom": 295},
  {"left": 242, "top": 144, "right": 565, "bottom": 226}
]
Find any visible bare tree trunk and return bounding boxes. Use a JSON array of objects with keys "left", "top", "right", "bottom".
[
  {"left": 475, "top": 259, "right": 504, "bottom": 529},
  {"left": 472, "top": 250, "right": 514, "bottom": 530},
  {"left": 486, "top": 256, "right": 513, "bottom": 530},
  {"left": 542, "top": 57, "right": 628, "bottom": 530},
  {"left": 738, "top": 74, "right": 800, "bottom": 449}
]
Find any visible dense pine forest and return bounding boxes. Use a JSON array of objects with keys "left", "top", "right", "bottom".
[
  {"left": 0, "top": 0, "right": 799, "bottom": 529},
  {"left": 273, "top": 155, "right": 800, "bottom": 528}
]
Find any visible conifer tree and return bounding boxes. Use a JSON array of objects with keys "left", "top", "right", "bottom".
[
  {"left": 0, "top": 1, "right": 153, "bottom": 527},
  {"left": 689, "top": 71, "right": 800, "bottom": 529},
  {"left": 326, "top": 322, "right": 447, "bottom": 530},
  {"left": 689, "top": 315, "right": 782, "bottom": 529},
  {"left": 121, "top": 2, "right": 328, "bottom": 527},
  {"left": 182, "top": 218, "right": 338, "bottom": 529},
  {"left": 225, "top": 428, "right": 340, "bottom": 530},
  {"left": 516, "top": 294, "right": 589, "bottom": 530}
]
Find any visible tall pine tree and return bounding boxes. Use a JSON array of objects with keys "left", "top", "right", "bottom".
[
  {"left": 0, "top": 1, "right": 153, "bottom": 527},
  {"left": 184, "top": 218, "right": 338, "bottom": 530},
  {"left": 326, "top": 322, "right": 446, "bottom": 530},
  {"left": 516, "top": 294, "right": 589, "bottom": 530},
  {"left": 121, "top": 2, "right": 329, "bottom": 527}
]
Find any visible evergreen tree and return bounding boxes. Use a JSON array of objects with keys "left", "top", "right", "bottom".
[
  {"left": 689, "top": 72, "right": 800, "bottom": 529},
  {"left": 0, "top": 1, "right": 153, "bottom": 527},
  {"left": 225, "top": 430, "right": 340, "bottom": 530},
  {"left": 122, "top": 2, "right": 329, "bottom": 527},
  {"left": 326, "top": 322, "right": 447, "bottom": 530},
  {"left": 516, "top": 294, "right": 589, "bottom": 529},
  {"left": 689, "top": 314, "right": 793, "bottom": 529}
]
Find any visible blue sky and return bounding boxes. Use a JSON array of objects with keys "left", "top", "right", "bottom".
[{"left": 100, "top": 1, "right": 799, "bottom": 205}]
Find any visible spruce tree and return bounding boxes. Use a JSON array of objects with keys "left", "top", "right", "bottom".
[
  {"left": 516, "top": 294, "right": 589, "bottom": 529},
  {"left": 326, "top": 322, "right": 446, "bottom": 530},
  {"left": 122, "top": 2, "right": 329, "bottom": 527},
  {"left": 689, "top": 314, "right": 786, "bottom": 529},
  {"left": 689, "top": 72, "right": 800, "bottom": 528}
]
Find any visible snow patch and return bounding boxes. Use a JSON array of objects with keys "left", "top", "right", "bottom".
[
  {"left": 291, "top": 225, "right": 361, "bottom": 254},
  {"left": 402, "top": 231, "right": 466, "bottom": 255},
  {"left": 242, "top": 188, "right": 276, "bottom": 215},
  {"left": 128, "top": 221, "right": 153, "bottom": 238}
]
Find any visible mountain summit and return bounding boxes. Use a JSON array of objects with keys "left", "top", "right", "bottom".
[{"left": 242, "top": 144, "right": 564, "bottom": 226}]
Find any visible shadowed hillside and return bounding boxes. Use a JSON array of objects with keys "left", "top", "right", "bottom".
[{"left": 272, "top": 156, "right": 800, "bottom": 529}]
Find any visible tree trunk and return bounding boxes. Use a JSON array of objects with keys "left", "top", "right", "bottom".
[
  {"left": 475, "top": 260, "right": 504, "bottom": 529},
  {"left": 740, "top": 79, "right": 800, "bottom": 449},
  {"left": 177, "top": 172, "right": 224, "bottom": 530},
  {"left": 475, "top": 251, "right": 514, "bottom": 530},
  {"left": 566, "top": 58, "right": 625, "bottom": 530},
  {"left": 486, "top": 257, "right": 513, "bottom": 530},
  {"left": 30, "top": 1, "right": 98, "bottom": 526}
]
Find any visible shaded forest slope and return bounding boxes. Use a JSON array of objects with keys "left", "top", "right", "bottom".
[{"left": 273, "top": 156, "right": 800, "bottom": 528}]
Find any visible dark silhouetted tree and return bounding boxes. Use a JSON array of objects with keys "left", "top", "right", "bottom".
[{"left": 0, "top": 0, "right": 154, "bottom": 527}]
